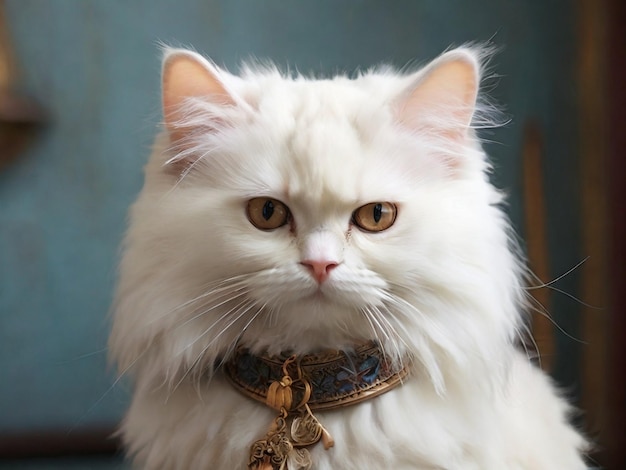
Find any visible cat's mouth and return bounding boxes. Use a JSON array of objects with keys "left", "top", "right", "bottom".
[
  {"left": 310, "top": 284, "right": 329, "bottom": 297},
  {"left": 291, "top": 276, "right": 382, "bottom": 310},
  {"left": 300, "top": 287, "right": 332, "bottom": 305},
  {"left": 304, "top": 279, "right": 354, "bottom": 304}
]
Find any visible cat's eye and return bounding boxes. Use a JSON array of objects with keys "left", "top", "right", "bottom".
[
  {"left": 352, "top": 202, "right": 397, "bottom": 232},
  {"left": 247, "top": 197, "right": 290, "bottom": 230}
]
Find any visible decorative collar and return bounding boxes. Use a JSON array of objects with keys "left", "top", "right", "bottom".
[{"left": 224, "top": 342, "right": 408, "bottom": 469}]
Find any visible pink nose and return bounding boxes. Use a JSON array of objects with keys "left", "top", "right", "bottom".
[{"left": 300, "top": 259, "right": 339, "bottom": 283}]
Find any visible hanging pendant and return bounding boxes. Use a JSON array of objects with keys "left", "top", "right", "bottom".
[
  {"left": 287, "top": 448, "right": 313, "bottom": 470},
  {"left": 248, "top": 410, "right": 293, "bottom": 470},
  {"left": 293, "top": 404, "right": 334, "bottom": 450},
  {"left": 290, "top": 412, "right": 322, "bottom": 447},
  {"left": 247, "top": 356, "right": 335, "bottom": 470}
]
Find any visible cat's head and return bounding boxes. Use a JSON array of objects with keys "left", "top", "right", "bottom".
[{"left": 110, "top": 46, "right": 523, "bottom": 392}]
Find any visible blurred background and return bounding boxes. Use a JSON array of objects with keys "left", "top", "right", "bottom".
[{"left": 0, "top": 1, "right": 623, "bottom": 469}]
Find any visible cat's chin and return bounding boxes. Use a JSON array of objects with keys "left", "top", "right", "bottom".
[
  {"left": 280, "top": 295, "right": 355, "bottom": 326},
  {"left": 289, "top": 278, "right": 385, "bottom": 309},
  {"left": 237, "top": 297, "right": 374, "bottom": 355},
  {"left": 242, "top": 329, "right": 374, "bottom": 357},
  {"left": 301, "top": 286, "right": 347, "bottom": 305}
]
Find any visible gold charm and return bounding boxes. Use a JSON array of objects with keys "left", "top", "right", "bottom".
[
  {"left": 320, "top": 426, "right": 334, "bottom": 450},
  {"left": 287, "top": 448, "right": 313, "bottom": 470},
  {"left": 249, "top": 410, "right": 293, "bottom": 470},
  {"left": 290, "top": 409, "right": 322, "bottom": 447},
  {"left": 265, "top": 355, "right": 296, "bottom": 411},
  {"left": 291, "top": 404, "right": 334, "bottom": 450},
  {"left": 265, "top": 375, "right": 294, "bottom": 411},
  {"left": 248, "top": 358, "right": 335, "bottom": 469}
]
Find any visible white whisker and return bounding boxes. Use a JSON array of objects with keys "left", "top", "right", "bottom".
[
  {"left": 373, "top": 305, "right": 411, "bottom": 367},
  {"left": 217, "top": 303, "right": 267, "bottom": 369},
  {"left": 516, "top": 321, "right": 541, "bottom": 367},
  {"left": 70, "top": 348, "right": 147, "bottom": 433},
  {"left": 179, "top": 297, "right": 254, "bottom": 355},
  {"left": 525, "top": 294, "right": 587, "bottom": 345},
  {"left": 361, "top": 306, "right": 387, "bottom": 353},
  {"left": 167, "top": 298, "right": 258, "bottom": 398},
  {"left": 526, "top": 257, "right": 588, "bottom": 290},
  {"left": 174, "top": 287, "right": 251, "bottom": 331}
]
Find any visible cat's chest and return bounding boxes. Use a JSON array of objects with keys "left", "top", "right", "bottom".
[{"left": 139, "top": 374, "right": 500, "bottom": 469}]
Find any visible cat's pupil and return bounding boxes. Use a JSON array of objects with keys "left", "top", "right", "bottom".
[
  {"left": 373, "top": 204, "right": 382, "bottom": 223},
  {"left": 262, "top": 200, "right": 275, "bottom": 220}
]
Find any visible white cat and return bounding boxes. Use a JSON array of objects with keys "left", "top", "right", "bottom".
[{"left": 109, "top": 45, "right": 588, "bottom": 469}]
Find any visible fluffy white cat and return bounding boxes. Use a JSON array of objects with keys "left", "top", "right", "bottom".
[{"left": 109, "top": 45, "right": 588, "bottom": 469}]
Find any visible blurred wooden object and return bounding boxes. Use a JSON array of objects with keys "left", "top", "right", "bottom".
[
  {"left": 0, "top": 1, "right": 46, "bottom": 170},
  {"left": 0, "top": 428, "right": 122, "bottom": 458},
  {"left": 522, "top": 121, "right": 555, "bottom": 372},
  {"left": 579, "top": 0, "right": 626, "bottom": 468},
  {"left": 605, "top": 0, "right": 626, "bottom": 467},
  {"left": 577, "top": 0, "right": 610, "bottom": 455}
]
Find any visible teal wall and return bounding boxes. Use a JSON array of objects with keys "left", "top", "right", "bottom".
[{"left": 0, "top": 0, "right": 582, "bottom": 433}]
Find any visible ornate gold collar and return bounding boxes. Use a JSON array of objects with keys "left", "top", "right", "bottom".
[{"left": 224, "top": 342, "right": 408, "bottom": 470}]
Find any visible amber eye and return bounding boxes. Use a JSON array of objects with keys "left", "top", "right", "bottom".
[
  {"left": 352, "top": 202, "right": 397, "bottom": 232},
  {"left": 246, "top": 197, "right": 290, "bottom": 230}
]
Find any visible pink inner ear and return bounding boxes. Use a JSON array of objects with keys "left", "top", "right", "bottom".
[
  {"left": 162, "top": 52, "right": 235, "bottom": 144},
  {"left": 397, "top": 53, "right": 479, "bottom": 142}
]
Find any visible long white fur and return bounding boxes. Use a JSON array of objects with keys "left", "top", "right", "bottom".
[{"left": 109, "top": 46, "right": 588, "bottom": 469}]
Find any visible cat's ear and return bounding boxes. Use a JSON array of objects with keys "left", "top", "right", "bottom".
[
  {"left": 161, "top": 48, "right": 235, "bottom": 144},
  {"left": 396, "top": 48, "right": 480, "bottom": 142}
]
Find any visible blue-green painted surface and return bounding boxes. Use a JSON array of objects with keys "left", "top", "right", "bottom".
[{"left": 0, "top": 0, "right": 582, "bottom": 433}]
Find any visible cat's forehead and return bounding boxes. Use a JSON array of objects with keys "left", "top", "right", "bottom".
[
  {"left": 241, "top": 75, "right": 413, "bottom": 207},
  {"left": 244, "top": 72, "right": 407, "bottom": 119}
]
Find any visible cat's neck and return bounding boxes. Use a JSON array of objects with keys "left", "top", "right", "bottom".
[{"left": 223, "top": 341, "right": 409, "bottom": 411}]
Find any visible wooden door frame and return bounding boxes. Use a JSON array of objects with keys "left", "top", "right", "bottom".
[
  {"left": 605, "top": 0, "right": 625, "bottom": 467},
  {"left": 578, "top": 0, "right": 625, "bottom": 467}
]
